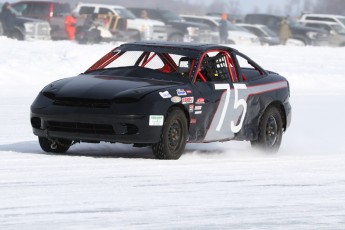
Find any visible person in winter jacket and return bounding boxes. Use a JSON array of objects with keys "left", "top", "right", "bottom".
[
  {"left": 219, "top": 13, "right": 229, "bottom": 44},
  {"left": 280, "top": 17, "right": 291, "bottom": 45},
  {"left": 0, "top": 2, "right": 16, "bottom": 38},
  {"left": 65, "top": 14, "right": 76, "bottom": 40}
]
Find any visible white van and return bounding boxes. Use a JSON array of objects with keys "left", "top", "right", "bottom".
[{"left": 73, "top": 3, "right": 167, "bottom": 41}]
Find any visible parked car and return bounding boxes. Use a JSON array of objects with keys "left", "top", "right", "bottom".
[
  {"left": 73, "top": 3, "right": 167, "bottom": 41},
  {"left": 245, "top": 14, "right": 329, "bottom": 45},
  {"left": 236, "top": 23, "right": 280, "bottom": 45},
  {"left": 207, "top": 12, "right": 244, "bottom": 23},
  {"left": 181, "top": 15, "right": 260, "bottom": 45},
  {"left": 300, "top": 14, "right": 345, "bottom": 29},
  {"left": 30, "top": 41, "right": 291, "bottom": 160},
  {"left": 0, "top": 3, "right": 51, "bottom": 40},
  {"left": 300, "top": 20, "right": 345, "bottom": 47},
  {"left": 11, "top": 1, "right": 71, "bottom": 40},
  {"left": 129, "top": 7, "right": 213, "bottom": 43}
]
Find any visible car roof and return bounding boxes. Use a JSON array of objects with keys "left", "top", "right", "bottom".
[
  {"left": 299, "top": 20, "right": 339, "bottom": 25},
  {"left": 237, "top": 23, "right": 267, "bottom": 28},
  {"left": 118, "top": 41, "right": 236, "bottom": 56},
  {"left": 302, "top": 14, "right": 345, "bottom": 19},
  {"left": 76, "top": 3, "right": 125, "bottom": 9}
]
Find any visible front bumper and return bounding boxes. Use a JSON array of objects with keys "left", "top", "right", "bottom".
[
  {"left": 25, "top": 34, "right": 51, "bottom": 41},
  {"left": 31, "top": 107, "right": 163, "bottom": 144}
]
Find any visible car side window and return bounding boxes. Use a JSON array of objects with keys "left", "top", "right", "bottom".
[
  {"left": 198, "top": 51, "right": 236, "bottom": 83},
  {"left": 54, "top": 4, "right": 70, "bottom": 16},
  {"left": 99, "top": 8, "right": 113, "bottom": 15},
  {"left": 235, "top": 53, "right": 263, "bottom": 81},
  {"left": 11, "top": 3, "right": 29, "bottom": 15},
  {"left": 79, "top": 6, "right": 95, "bottom": 15},
  {"left": 30, "top": 3, "right": 49, "bottom": 16}
]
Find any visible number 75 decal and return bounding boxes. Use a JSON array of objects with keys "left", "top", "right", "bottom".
[{"left": 215, "top": 83, "right": 247, "bottom": 133}]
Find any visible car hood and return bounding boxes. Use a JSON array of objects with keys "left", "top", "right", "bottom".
[
  {"left": 128, "top": 18, "right": 165, "bottom": 26},
  {"left": 228, "top": 30, "right": 258, "bottom": 38},
  {"left": 168, "top": 20, "right": 210, "bottom": 30},
  {"left": 43, "top": 75, "right": 184, "bottom": 100}
]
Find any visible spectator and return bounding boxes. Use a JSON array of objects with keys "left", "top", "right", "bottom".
[
  {"left": 219, "top": 13, "right": 228, "bottom": 44},
  {"left": 0, "top": 2, "right": 16, "bottom": 38},
  {"left": 140, "top": 10, "right": 149, "bottom": 19},
  {"left": 280, "top": 17, "right": 291, "bottom": 45},
  {"left": 65, "top": 14, "right": 77, "bottom": 40}
]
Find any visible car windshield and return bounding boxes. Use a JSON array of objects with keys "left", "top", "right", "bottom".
[
  {"left": 332, "top": 24, "right": 345, "bottom": 34},
  {"left": 337, "top": 17, "right": 345, "bottom": 27},
  {"left": 288, "top": 18, "right": 303, "bottom": 27},
  {"left": 161, "top": 10, "right": 183, "bottom": 22},
  {"left": 261, "top": 26, "right": 277, "bottom": 36},
  {"left": 113, "top": 8, "right": 136, "bottom": 19},
  {"left": 86, "top": 50, "right": 198, "bottom": 82},
  {"left": 214, "top": 19, "right": 240, "bottom": 31}
]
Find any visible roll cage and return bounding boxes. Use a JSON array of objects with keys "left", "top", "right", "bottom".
[{"left": 86, "top": 46, "right": 266, "bottom": 83}]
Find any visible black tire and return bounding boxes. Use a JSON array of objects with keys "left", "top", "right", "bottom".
[
  {"left": 38, "top": 136, "right": 72, "bottom": 153},
  {"left": 251, "top": 106, "right": 283, "bottom": 153},
  {"left": 12, "top": 30, "right": 24, "bottom": 41},
  {"left": 152, "top": 108, "right": 188, "bottom": 160}
]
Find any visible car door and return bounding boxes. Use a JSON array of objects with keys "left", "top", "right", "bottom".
[
  {"left": 51, "top": 3, "right": 71, "bottom": 39},
  {"left": 192, "top": 50, "right": 248, "bottom": 142}
]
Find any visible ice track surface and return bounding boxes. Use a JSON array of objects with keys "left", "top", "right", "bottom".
[{"left": 0, "top": 38, "right": 344, "bottom": 229}]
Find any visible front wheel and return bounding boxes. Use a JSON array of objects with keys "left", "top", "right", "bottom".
[
  {"left": 152, "top": 108, "right": 188, "bottom": 160},
  {"left": 251, "top": 106, "right": 283, "bottom": 153},
  {"left": 38, "top": 136, "right": 72, "bottom": 153}
]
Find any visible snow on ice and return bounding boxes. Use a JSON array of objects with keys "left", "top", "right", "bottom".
[{"left": 0, "top": 37, "right": 345, "bottom": 229}]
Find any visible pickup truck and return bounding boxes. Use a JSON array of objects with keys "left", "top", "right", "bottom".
[
  {"left": 245, "top": 14, "right": 329, "bottom": 46},
  {"left": 11, "top": 1, "right": 70, "bottom": 40},
  {"left": 1, "top": 3, "right": 51, "bottom": 40},
  {"left": 129, "top": 7, "right": 213, "bottom": 43},
  {"left": 73, "top": 3, "right": 167, "bottom": 41}
]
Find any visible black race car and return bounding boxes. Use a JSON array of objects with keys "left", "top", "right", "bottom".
[{"left": 31, "top": 41, "right": 291, "bottom": 159}]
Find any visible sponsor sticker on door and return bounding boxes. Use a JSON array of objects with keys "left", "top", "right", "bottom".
[{"left": 182, "top": 97, "right": 194, "bottom": 104}]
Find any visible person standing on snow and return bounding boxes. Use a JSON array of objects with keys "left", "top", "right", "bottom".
[
  {"left": 219, "top": 13, "right": 229, "bottom": 44},
  {"left": 65, "top": 13, "right": 77, "bottom": 40},
  {"left": 280, "top": 17, "right": 291, "bottom": 45},
  {"left": 0, "top": 2, "right": 16, "bottom": 38}
]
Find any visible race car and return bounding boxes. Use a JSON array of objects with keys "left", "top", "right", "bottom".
[{"left": 30, "top": 41, "right": 291, "bottom": 159}]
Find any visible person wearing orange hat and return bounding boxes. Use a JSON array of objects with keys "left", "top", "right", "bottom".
[
  {"left": 219, "top": 13, "right": 229, "bottom": 44},
  {"left": 65, "top": 14, "right": 77, "bottom": 40}
]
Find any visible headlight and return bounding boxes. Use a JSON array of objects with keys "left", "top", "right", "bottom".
[
  {"left": 140, "top": 24, "right": 150, "bottom": 33},
  {"left": 306, "top": 32, "right": 318, "bottom": 39},
  {"left": 140, "top": 24, "right": 152, "bottom": 40},
  {"left": 24, "top": 22, "right": 35, "bottom": 34},
  {"left": 187, "top": 27, "right": 199, "bottom": 36}
]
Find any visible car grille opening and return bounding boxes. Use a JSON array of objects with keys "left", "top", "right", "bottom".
[
  {"left": 45, "top": 121, "right": 139, "bottom": 136},
  {"left": 53, "top": 98, "right": 111, "bottom": 108},
  {"left": 47, "top": 121, "right": 115, "bottom": 135},
  {"left": 123, "top": 123, "right": 139, "bottom": 135},
  {"left": 31, "top": 117, "right": 42, "bottom": 129}
]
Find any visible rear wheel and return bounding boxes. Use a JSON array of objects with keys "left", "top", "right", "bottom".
[
  {"left": 38, "top": 136, "right": 72, "bottom": 153},
  {"left": 251, "top": 106, "right": 283, "bottom": 153},
  {"left": 152, "top": 108, "right": 188, "bottom": 160}
]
